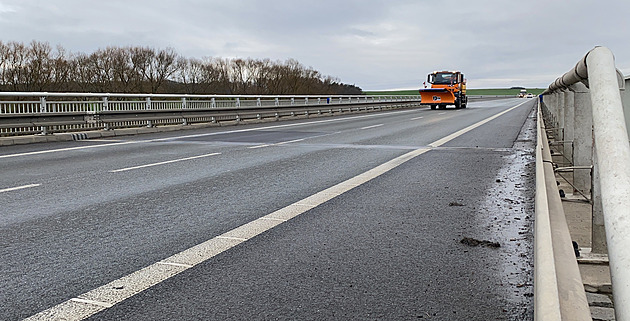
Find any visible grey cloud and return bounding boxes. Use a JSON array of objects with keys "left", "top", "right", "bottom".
[{"left": 0, "top": 0, "right": 629, "bottom": 90}]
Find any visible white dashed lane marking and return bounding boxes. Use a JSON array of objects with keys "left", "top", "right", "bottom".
[
  {"left": 0, "top": 184, "right": 41, "bottom": 193},
  {"left": 360, "top": 124, "right": 384, "bottom": 130},
  {"left": 109, "top": 153, "right": 221, "bottom": 173}
]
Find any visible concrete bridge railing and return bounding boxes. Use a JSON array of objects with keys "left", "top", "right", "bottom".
[{"left": 540, "top": 46, "right": 630, "bottom": 320}]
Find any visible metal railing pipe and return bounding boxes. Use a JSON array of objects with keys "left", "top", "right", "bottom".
[
  {"left": 586, "top": 47, "right": 630, "bottom": 319},
  {"left": 543, "top": 55, "right": 588, "bottom": 95}
]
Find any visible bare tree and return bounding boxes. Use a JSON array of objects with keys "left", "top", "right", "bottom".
[
  {"left": 130, "top": 47, "right": 179, "bottom": 93},
  {"left": 109, "top": 47, "right": 140, "bottom": 93},
  {"left": 1, "top": 42, "right": 29, "bottom": 91},
  {"left": 0, "top": 41, "right": 9, "bottom": 90},
  {"left": 24, "top": 41, "right": 55, "bottom": 91},
  {"left": 0, "top": 42, "right": 363, "bottom": 95}
]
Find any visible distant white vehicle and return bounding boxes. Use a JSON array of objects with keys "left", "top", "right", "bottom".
[{"left": 526, "top": 93, "right": 534, "bottom": 98}]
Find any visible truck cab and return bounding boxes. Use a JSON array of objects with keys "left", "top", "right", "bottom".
[{"left": 419, "top": 71, "right": 467, "bottom": 109}]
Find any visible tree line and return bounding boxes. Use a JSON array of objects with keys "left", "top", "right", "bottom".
[{"left": 0, "top": 41, "right": 363, "bottom": 95}]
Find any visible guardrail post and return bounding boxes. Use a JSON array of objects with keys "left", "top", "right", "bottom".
[
  {"left": 102, "top": 96, "right": 110, "bottom": 130},
  {"left": 571, "top": 83, "right": 592, "bottom": 196},
  {"left": 565, "top": 81, "right": 602, "bottom": 253},
  {"left": 236, "top": 98, "right": 240, "bottom": 108},
  {"left": 563, "top": 90, "right": 574, "bottom": 164},
  {"left": 548, "top": 93, "right": 558, "bottom": 137},
  {"left": 554, "top": 93, "right": 561, "bottom": 127},
  {"left": 290, "top": 97, "right": 295, "bottom": 106},
  {"left": 40, "top": 96, "right": 47, "bottom": 113},
  {"left": 304, "top": 97, "right": 308, "bottom": 105},
  {"left": 547, "top": 92, "right": 558, "bottom": 127},
  {"left": 275, "top": 97, "right": 279, "bottom": 106},
  {"left": 211, "top": 98, "right": 216, "bottom": 108},
  {"left": 181, "top": 98, "right": 188, "bottom": 125},
  {"left": 556, "top": 91, "right": 565, "bottom": 143},
  {"left": 39, "top": 96, "right": 48, "bottom": 135},
  {"left": 145, "top": 97, "right": 152, "bottom": 127},
  {"left": 256, "top": 98, "right": 261, "bottom": 107}
]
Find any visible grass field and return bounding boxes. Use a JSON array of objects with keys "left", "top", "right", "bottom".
[{"left": 365, "top": 88, "right": 545, "bottom": 96}]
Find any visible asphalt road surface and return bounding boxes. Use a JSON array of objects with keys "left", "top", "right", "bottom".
[{"left": 1, "top": 98, "right": 537, "bottom": 320}]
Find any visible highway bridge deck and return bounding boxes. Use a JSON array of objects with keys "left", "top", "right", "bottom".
[{"left": 1, "top": 98, "right": 537, "bottom": 320}]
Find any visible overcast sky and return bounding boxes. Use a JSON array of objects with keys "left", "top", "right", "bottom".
[{"left": 1, "top": 0, "right": 629, "bottom": 90}]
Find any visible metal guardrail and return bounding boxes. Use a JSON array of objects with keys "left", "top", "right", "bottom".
[
  {"left": 541, "top": 46, "right": 630, "bottom": 320},
  {"left": 0, "top": 93, "right": 421, "bottom": 136}
]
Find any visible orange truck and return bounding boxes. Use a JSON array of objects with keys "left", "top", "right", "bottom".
[{"left": 418, "top": 71, "right": 467, "bottom": 109}]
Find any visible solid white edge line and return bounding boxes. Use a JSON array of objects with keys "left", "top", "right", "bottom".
[
  {"left": 410, "top": 116, "right": 424, "bottom": 120},
  {"left": 0, "top": 184, "right": 41, "bottom": 193},
  {"left": 109, "top": 152, "right": 221, "bottom": 173},
  {"left": 23, "top": 100, "right": 528, "bottom": 321}
]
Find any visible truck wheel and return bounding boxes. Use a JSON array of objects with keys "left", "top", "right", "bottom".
[
  {"left": 439, "top": 105, "right": 446, "bottom": 110},
  {"left": 455, "top": 100, "right": 462, "bottom": 109},
  {"left": 430, "top": 105, "right": 437, "bottom": 110}
]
